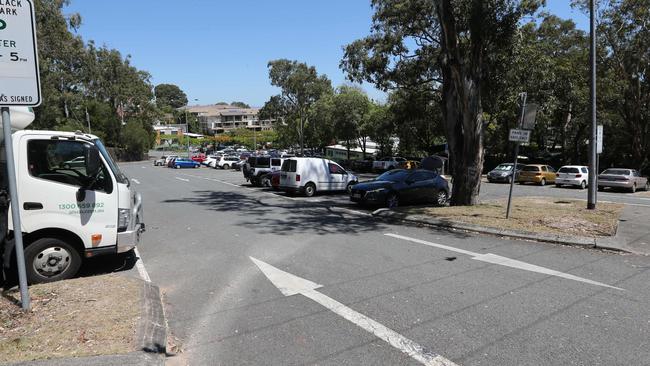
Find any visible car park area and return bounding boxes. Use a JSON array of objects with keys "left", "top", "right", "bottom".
[{"left": 119, "top": 158, "right": 650, "bottom": 366}]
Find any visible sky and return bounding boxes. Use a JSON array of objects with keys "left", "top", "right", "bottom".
[{"left": 64, "top": 1, "right": 590, "bottom": 108}]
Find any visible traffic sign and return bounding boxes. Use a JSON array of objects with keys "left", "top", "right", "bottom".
[
  {"left": 522, "top": 103, "right": 538, "bottom": 130},
  {"left": 509, "top": 129, "right": 531, "bottom": 143},
  {"left": 0, "top": 0, "right": 41, "bottom": 107},
  {"left": 596, "top": 124, "right": 603, "bottom": 154}
]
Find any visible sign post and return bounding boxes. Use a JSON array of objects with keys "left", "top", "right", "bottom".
[
  {"left": 506, "top": 93, "right": 529, "bottom": 219},
  {"left": 0, "top": 0, "right": 42, "bottom": 310}
]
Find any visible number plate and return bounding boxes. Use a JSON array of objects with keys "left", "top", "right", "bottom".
[{"left": 352, "top": 193, "right": 362, "bottom": 198}]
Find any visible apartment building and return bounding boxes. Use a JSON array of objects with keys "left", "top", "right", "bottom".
[{"left": 182, "top": 104, "right": 275, "bottom": 135}]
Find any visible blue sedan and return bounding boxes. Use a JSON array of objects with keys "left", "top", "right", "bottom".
[
  {"left": 350, "top": 169, "right": 449, "bottom": 208},
  {"left": 171, "top": 158, "right": 200, "bottom": 169}
]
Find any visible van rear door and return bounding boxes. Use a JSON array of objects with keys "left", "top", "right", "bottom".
[{"left": 280, "top": 159, "right": 298, "bottom": 188}]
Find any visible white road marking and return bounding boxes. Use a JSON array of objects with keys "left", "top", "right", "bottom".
[
  {"left": 131, "top": 178, "right": 141, "bottom": 185},
  {"left": 600, "top": 200, "right": 650, "bottom": 208},
  {"left": 133, "top": 247, "right": 151, "bottom": 282},
  {"left": 384, "top": 233, "right": 623, "bottom": 290},
  {"left": 175, "top": 177, "right": 190, "bottom": 182},
  {"left": 250, "top": 257, "right": 457, "bottom": 366}
]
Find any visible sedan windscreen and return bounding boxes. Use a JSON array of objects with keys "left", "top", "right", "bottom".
[
  {"left": 601, "top": 169, "right": 630, "bottom": 176},
  {"left": 521, "top": 166, "right": 541, "bottom": 172},
  {"left": 376, "top": 170, "right": 411, "bottom": 182},
  {"left": 558, "top": 167, "right": 579, "bottom": 173}
]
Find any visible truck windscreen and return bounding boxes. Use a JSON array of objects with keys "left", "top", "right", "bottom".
[{"left": 94, "top": 138, "right": 129, "bottom": 184}]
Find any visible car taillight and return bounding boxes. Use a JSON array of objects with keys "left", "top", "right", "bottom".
[
  {"left": 575, "top": 174, "right": 582, "bottom": 178},
  {"left": 296, "top": 174, "right": 301, "bottom": 182},
  {"left": 556, "top": 173, "right": 559, "bottom": 177}
]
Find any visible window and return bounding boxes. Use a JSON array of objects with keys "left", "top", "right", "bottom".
[
  {"left": 28, "top": 140, "right": 112, "bottom": 193},
  {"left": 547, "top": 166, "right": 556, "bottom": 172},
  {"left": 541, "top": 166, "right": 548, "bottom": 172},
  {"left": 409, "top": 171, "right": 434, "bottom": 182},
  {"left": 281, "top": 160, "right": 297, "bottom": 172},
  {"left": 581, "top": 168, "right": 588, "bottom": 174},
  {"left": 559, "top": 167, "right": 579, "bottom": 174},
  {"left": 328, "top": 163, "right": 345, "bottom": 174},
  {"left": 522, "top": 166, "right": 540, "bottom": 172},
  {"left": 271, "top": 158, "right": 281, "bottom": 166}
]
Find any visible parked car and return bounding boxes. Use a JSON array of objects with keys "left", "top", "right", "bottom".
[
  {"left": 264, "top": 170, "right": 282, "bottom": 190},
  {"left": 165, "top": 155, "right": 179, "bottom": 167},
  {"left": 153, "top": 156, "right": 167, "bottom": 166},
  {"left": 215, "top": 155, "right": 240, "bottom": 169},
  {"left": 598, "top": 168, "right": 649, "bottom": 193},
  {"left": 351, "top": 158, "right": 375, "bottom": 173},
  {"left": 244, "top": 156, "right": 285, "bottom": 186},
  {"left": 350, "top": 169, "right": 449, "bottom": 208},
  {"left": 171, "top": 158, "right": 200, "bottom": 169},
  {"left": 372, "top": 156, "right": 407, "bottom": 172},
  {"left": 279, "top": 157, "right": 358, "bottom": 197},
  {"left": 62, "top": 156, "right": 85, "bottom": 169},
  {"left": 555, "top": 165, "right": 589, "bottom": 189},
  {"left": 203, "top": 155, "right": 220, "bottom": 168},
  {"left": 232, "top": 159, "right": 247, "bottom": 171},
  {"left": 518, "top": 164, "right": 556, "bottom": 185},
  {"left": 487, "top": 163, "right": 524, "bottom": 183},
  {"left": 191, "top": 154, "right": 206, "bottom": 163}
]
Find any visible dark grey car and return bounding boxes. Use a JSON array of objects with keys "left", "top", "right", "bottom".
[{"left": 487, "top": 163, "right": 524, "bottom": 183}]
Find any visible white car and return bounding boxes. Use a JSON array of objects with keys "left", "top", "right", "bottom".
[
  {"left": 215, "top": 155, "right": 240, "bottom": 169},
  {"left": 203, "top": 155, "right": 220, "bottom": 167},
  {"left": 279, "top": 157, "right": 358, "bottom": 197},
  {"left": 372, "top": 156, "right": 407, "bottom": 171},
  {"left": 164, "top": 155, "right": 178, "bottom": 166},
  {"left": 555, "top": 165, "right": 589, "bottom": 189}
]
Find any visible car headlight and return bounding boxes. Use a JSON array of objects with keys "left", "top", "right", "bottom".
[{"left": 118, "top": 208, "right": 131, "bottom": 231}]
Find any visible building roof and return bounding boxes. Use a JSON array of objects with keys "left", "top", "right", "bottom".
[{"left": 182, "top": 104, "right": 259, "bottom": 117}]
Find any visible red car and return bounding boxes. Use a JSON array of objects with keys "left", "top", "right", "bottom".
[{"left": 191, "top": 154, "right": 206, "bottom": 163}]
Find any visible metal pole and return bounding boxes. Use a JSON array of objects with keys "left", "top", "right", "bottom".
[
  {"left": 587, "top": 0, "right": 598, "bottom": 209},
  {"left": 1, "top": 107, "right": 30, "bottom": 310},
  {"left": 506, "top": 93, "right": 527, "bottom": 219},
  {"left": 85, "top": 107, "right": 91, "bottom": 133}
]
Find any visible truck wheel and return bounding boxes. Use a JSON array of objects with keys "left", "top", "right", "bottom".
[
  {"left": 24, "top": 238, "right": 81, "bottom": 284},
  {"left": 304, "top": 183, "right": 316, "bottom": 197}
]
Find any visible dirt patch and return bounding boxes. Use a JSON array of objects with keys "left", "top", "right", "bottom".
[
  {"left": 637, "top": 191, "right": 650, "bottom": 198},
  {"left": 396, "top": 197, "right": 623, "bottom": 238},
  {"left": 0, "top": 274, "right": 141, "bottom": 363}
]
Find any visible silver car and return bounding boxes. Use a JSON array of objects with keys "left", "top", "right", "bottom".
[{"left": 598, "top": 168, "right": 649, "bottom": 193}]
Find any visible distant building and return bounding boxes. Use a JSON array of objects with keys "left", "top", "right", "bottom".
[
  {"left": 181, "top": 104, "right": 275, "bottom": 135},
  {"left": 153, "top": 123, "right": 187, "bottom": 136},
  {"left": 325, "top": 140, "right": 379, "bottom": 161}
]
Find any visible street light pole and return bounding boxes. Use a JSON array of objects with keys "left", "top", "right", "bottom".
[{"left": 587, "top": 0, "right": 598, "bottom": 210}]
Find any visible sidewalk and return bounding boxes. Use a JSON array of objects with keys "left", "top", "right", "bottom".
[{"left": 603, "top": 205, "right": 650, "bottom": 255}]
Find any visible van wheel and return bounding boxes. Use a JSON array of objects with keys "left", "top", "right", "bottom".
[
  {"left": 24, "top": 238, "right": 81, "bottom": 284},
  {"left": 304, "top": 183, "right": 316, "bottom": 197}
]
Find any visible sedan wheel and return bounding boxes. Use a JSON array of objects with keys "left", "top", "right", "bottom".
[
  {"left": 539, "top": 178, "right": 546, "bottom": 186},
  {"left": 175, "top": 165, "right": 180, "bottom": 169},
  {"left": 223, "top": 164, "right": 230, "bottom": 170},
  {"left": 435, "top": 190, "right": 448, "bottom": 206},
  {"left": 645, "top": 181, "right": 650, "bottom": 191},
  {"left": 580, "top": 181, "right": 586, "bottom": 189},
  {"left": 386, "top": 193, "right": 399, "bottom": 208},
  {"left": 630, "top": 183, "right": 636, "bottom": 193}
]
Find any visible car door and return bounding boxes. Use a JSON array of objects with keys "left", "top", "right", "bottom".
[
  {"left": 327, "top": 162, "right": 346, "bottom": 191},
  {"left": 545, "top": 166, "right": 555, "bottom": 182},
  {"left": 19, "top": 138, "right": 119, "bottom": 247},
  {"left": 402, "top": 171, "right": 435, "bottom": 202}
]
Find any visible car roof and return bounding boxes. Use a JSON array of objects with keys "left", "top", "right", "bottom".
[{"left": 560, "top": 165, "right": 587, "bottom": 168}]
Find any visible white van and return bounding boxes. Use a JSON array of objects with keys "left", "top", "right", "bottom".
[{"left": 279, "top": 157, "right": 358, "bottom": 197}]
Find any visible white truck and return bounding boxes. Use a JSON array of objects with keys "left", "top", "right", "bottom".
[{"left": 1, "top": 127, "right": 145, "bottom": 284}]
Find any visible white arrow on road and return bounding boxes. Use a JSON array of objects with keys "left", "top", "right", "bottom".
[
  {"left": 250, "top": 257, "right": 458, "bottom": 366},
  {"left": 385, "top": 233, "right": 623, "bottom": 291},
  {"left": 131, "top": 178, "right": 140, "bottom": 185}
]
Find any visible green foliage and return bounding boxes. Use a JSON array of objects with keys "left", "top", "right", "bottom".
[
  {"left": 31, "top": 0, "right": 156, "bottom": 159},
  {"left": 155, "top": 84, "right": 188, "bottom": 109},
  {"left": 123, "top": 122, "right": 152, "bottom": 158},
  {"left": 230, "top": 101, "right": 251, "bottom": 108}
]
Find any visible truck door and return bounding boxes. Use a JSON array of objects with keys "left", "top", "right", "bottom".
[{"left": 19, "top": 138, "right": 119, "bottom": 249}]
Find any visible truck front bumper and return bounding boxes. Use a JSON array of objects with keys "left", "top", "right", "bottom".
[{"left": 117, "top": 222, "right": 145, "bottom": 253}]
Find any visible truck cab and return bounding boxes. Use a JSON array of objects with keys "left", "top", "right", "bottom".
[{"left": 2, "top": 130, "right": 144, "bottom": 284}]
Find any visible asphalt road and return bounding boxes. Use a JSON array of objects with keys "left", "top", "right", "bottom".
[{"left": 119, "top": 162, "right": 650, "bottom": 366}]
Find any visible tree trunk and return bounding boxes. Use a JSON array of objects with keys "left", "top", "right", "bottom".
[
  {"left": 561, "top": 103, "right": 572, "bottom": 164},
  {"left": 436, "top": 0, "right": 485, "bottom": 206}
]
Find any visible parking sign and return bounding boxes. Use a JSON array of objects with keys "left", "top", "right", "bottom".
[{"left": 0, "top": 0, "right": 41, "bottom": 106}]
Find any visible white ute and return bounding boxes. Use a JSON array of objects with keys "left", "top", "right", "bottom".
[
  {"left": 1, "top": 128, "right": 145, "bottom": 284},
  {"left": 279, "top": 157, "right": 358, "bottom": 197}
]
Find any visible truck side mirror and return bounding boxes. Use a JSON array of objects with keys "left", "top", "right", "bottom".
[{"left": 85, "top": 146, "right": 101, "bottom": 178}]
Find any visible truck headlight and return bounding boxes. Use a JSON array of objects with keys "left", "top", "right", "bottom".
[{"left": 118, "top": 208, "right": 131, "bottom": 231}]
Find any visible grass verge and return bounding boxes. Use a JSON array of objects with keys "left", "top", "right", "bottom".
[
  {"left": 0, "top": 274, "right": 141, "bottom": 363},
  {"left": 396, "top": 197, "right": 623, "bottom": 238}
]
